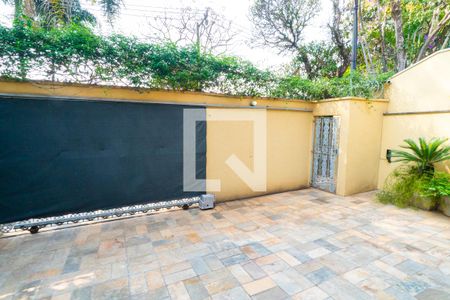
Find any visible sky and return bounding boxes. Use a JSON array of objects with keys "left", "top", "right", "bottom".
[{"left": 0, "top": 0, "right": 333, "bottom": 69}]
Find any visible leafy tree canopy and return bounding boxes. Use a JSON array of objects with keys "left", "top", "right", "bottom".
[{"left": 0, "top": 22, "right": 391, "bottom": 100}]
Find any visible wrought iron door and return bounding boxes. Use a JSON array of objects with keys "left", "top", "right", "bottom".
[{"left": 311, "top": 116, "right": 339, "bottom": 193}]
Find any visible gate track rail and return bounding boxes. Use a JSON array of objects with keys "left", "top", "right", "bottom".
[{"left": 1, "top": 196, "right": 202, "bottom": 234}]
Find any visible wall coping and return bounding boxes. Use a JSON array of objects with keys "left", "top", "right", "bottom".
[
  {"left": 0, "top": 80, "right": 388, "bottom": 108},
  {"left": 0, "top": 79, "right": 311, "bottom": 103},
  {"left": 312, "top": 96, "right": 389, "bottom": 104},
  {"left": 388, "top": 48, "right": 450, "bottom": 81}
]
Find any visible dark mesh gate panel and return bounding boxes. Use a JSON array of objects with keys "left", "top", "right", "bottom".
[{"left": 0, "top": 96, "right": 206, "bottom": 223}]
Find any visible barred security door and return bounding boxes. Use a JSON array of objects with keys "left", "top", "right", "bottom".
[{"left": 311, "top": 116, "right": 339, "bottom": 193}]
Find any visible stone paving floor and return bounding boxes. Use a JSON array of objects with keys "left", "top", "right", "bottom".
[{"left": 1, "top": 188, "right": 450, "bottom": 300}]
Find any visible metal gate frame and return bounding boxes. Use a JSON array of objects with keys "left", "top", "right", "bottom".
[{"left": 310, "top": 116, "right": 340, "bottom": 193}]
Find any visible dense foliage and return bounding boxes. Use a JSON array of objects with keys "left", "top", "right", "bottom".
[
  {"left": 359, "top": 0, "right": 450, "bottom": 72},
  {"left": 0, "top": 23, "right": 390, "bottom": 100},
  {"left": 378, "top": 167, "right": 450, "bottom": 209},
  {"left": 391, "top": 138, "right": 450, "bottom": 174},
  {"left": 419, "top": 172, "right": 450, "bottom": 199},
  {"left": 378, "top": 137, "right": 450, "bottom": 210},
  {"left": 2, "top": 0, "right": 122, "bottom": 26},
  {"left": 377, "top": 165, "right": 425, "bottom": 208}
]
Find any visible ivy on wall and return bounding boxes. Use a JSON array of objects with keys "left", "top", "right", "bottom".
[{"left": 0, "top": 22, "right": 392, "bottom": 100}]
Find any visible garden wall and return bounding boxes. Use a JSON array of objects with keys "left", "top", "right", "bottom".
[
  {"left": 0, "top": 81, "right": 316, "bottom": 204},
  {"left": 378, "top": 49, "right": 450, "bottom": 188},
  {"left": 313, "top": 99, "right": 388, "bottom": 196},
  {"left": 206, "top": 108, "right": 313, "bottom": 201},
  {"left": 0, "top": 80, "right": 389, "bottom": 210}
]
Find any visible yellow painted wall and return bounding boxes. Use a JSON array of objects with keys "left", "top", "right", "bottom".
[
  {"left": 384, "top": 49, "right": 450, "bottom": 114},
  {"left": 313, "top": 99, "right": 388, "bottom": 196},
  {"left": 377, "top": 50, "right": 450, "bottom": 188},
  {"left": 377, "top": 113, "right": 450, "bottom": 189},
  {"left": 206, "top": 108, "right": 313, "bottom": 201},
  {"left": 0, "top": 80, "right": 316, "bottom": 202},
  {"left": 346, "top": 101, "right": 388, "bottom": 195}
]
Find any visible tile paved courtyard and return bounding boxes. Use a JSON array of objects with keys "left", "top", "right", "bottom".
[{"left": 1, "top": 188, "right": 450, "bottom": 300}]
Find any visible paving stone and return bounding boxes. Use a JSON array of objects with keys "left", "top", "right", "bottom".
[
  {"left": 342, "top": 267, "right": 371, "bottom": 284},
  {"left": 183, "top": 277, "right": 210, "bottom": 300},
  {"left": 146, "top": 270, "right": 165, "bottom": 290},
  {"left": 167, "top": 281, "right": 190, "bottom": 300},
  {"left": 211, "top": 286, "right": 250, "bottom": 300},
  {"left": 394, "top": 279, "right": 430, "bottom": 296},
  {"left": 416, "top": 288, "right": 450, "bottom": 300},
  {"left": 147, "top": 286, "right": 170, "bottom": 299},
  {"left": 357, "top": 276, "right": 391, "bottom": 295},
  {"left": 2, "top": 189, "right": 450, "bottom": 300},
  {"left": 285, "top": 248, "right": 312, "bottom": 264},
  {"left": 128, "top": 274, "right": 148, "bottom": 296},
  {"left": 227, "top": 265, "right": 253, "bottom": 284},
  {"left": 385, "top": 285, "right": 416, "bottom": 300},
  {"left": 306, "top": 247, "right": 331, "bottom": 259},
  {"left": 396, "top": 259, "right": 427, "bottom": 275},
  {"left": 221, "top": 253, "right": 249, "bottom": 266},
  {"left": 270, "top": 271, "right": 305, "bottom": 295},
  {"left": 164, "top": 268, "right": 197, "bottom": 285},
  {"left": 275, "top": 251, "right": 301, "bottom": 267},
  {"left": 252, "top": 286, "right": 288, "bottom": 300},
  {"left": 62, "top": 256, "right": 81, "bottom": 274},
  {"left": 203, "top": 254, "right": 225, "bottom": 271},
  {"left": 204, "top": 275, "right": 240, "bottom": 295},
  {"left": 90, "top": 278, "right": 129, "bottom": 300},
  {"left": 242, "top": 277, "right": 276, "bottom": 296},
  {"left": 71, "top": 286, "right": 92, "bottom": 300},
  {"left": 313, "top": 239, "right": 340, "bottom": 252},
  {"left": 241, "top": 261, "right": 266, "bottom": 280},
  {"left": 319, "top": 277, "right": 372, "bottom": 300},
  {"left": 305, "top": 267, "right": 336, "bottom": 285},
  {"left": 292, "top": 286, "right": 329, "bottom": 300},
  {"left": 190, "top": 257, "right": 210, "bottom": 276}
]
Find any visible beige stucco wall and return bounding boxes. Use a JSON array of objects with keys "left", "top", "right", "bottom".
[
  {"left": 384, "top": 49, "right": 450, "bottom": 114},
  {"left": 377, "top": 113, "right": 450, "bottom": 188},
  {"left": 0, "top": 80, "right": 316, "bottom": 202},
  {"left": 207, "top": 98, "right": 388, "bottom": 201},
  {"left": 377, "top": 49, "right": 450, "bottom": 188},
  {"left": 206, "top": 108, "right": 313, "bottom": 201},
  {"left": 313, "top": 99, "right": 388, "bottom": 196}
]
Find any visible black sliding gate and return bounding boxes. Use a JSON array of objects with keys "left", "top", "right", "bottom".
[{"left": 0, "top": 95, "right": 206, "bottom": 226}]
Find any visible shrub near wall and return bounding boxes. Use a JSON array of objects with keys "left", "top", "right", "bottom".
[
  {"left": 378, "top": 138, "right": 450, "bottom": 215},
  {"left": 0, "top": 22, "right": 390, "bottom": 100}
]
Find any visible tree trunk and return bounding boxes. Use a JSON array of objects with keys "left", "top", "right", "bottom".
[
  {"left": 329, "top": 0, "right": 351, "bottom": 77},
  {"left": 23, "top": 0, "right": 36, "bottom": 18},
  {"left": 298, "top": 50, "right": 313, "bottom": 79},
  {"left": 359, "top": 0, "right": 374, "bottom": 74},
  {"left": 14, "top": 0, "right": 23, "bottom": 22},
  {"left": 377, "top": 0, "right": 388, "bottom": 72},
  {"left": 391, "top": 0, "right": 407, "bottom": 71},
  {"left": 441, "top": 33, "right": 450, "bottom": 50},
  {"left": 416, "top": 9, "right": 450, "bottom": 62}
]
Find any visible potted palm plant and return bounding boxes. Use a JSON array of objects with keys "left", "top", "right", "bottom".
[{"left": 389, "top": 137, "right": 450, "bottom": 211}]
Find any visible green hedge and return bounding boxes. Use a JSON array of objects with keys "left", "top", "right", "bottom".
[{"left": 0, "top": 22, "right": 392, "bottom": 100}]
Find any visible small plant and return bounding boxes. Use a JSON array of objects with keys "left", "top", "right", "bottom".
[
  {"left": 379, "top": 137, "right": 450, "bottom": 211},
  {"left": 377, "top": 165, "right": 425, "bottom": 208},
  {"left": 390, "top": 137, "right": 450, "bottom": 174},
  {"left": 419, "top": 172, "right": 450, "bottom": 199}
]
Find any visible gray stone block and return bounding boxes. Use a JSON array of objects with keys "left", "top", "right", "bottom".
[{"left": 199, "top": 194, "right": 215, "bottom": 210}]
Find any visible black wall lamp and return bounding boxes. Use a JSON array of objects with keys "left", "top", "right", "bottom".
[{"left": 386, "top": 149, "right": 392, "bottom": 163}]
